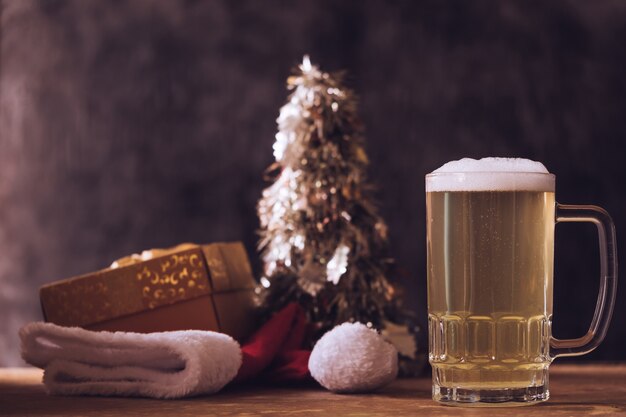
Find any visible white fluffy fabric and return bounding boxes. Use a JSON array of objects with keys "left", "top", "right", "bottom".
[
  {"left": 308, "top": 322, "right": 398, "bottom": 393},
  {"left": 19, "top": 322, "right": 241, "bottom": 398}
]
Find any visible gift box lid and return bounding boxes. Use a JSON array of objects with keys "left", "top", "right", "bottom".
[{"left": 40, "top": 242, "right": 255, "bottom": 328}]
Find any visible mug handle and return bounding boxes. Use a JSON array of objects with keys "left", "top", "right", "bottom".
[{"left": 550, "top": 204, "right": 618, "bottom": 358}]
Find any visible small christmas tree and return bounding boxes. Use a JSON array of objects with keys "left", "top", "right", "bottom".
[{"left": 258, "top": 56, "right": 411, "bottom": 343}]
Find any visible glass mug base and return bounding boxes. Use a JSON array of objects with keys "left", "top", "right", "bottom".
[{"left": 432, "top": 366, "right": 550, "bottom": 407}]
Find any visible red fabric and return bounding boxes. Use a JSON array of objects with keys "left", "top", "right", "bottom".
[{"left": 234, "top": 303, "right": 313, "bottom": 383}]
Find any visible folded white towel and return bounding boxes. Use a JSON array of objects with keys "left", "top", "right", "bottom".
[{"left": 19, "top": 322, "right": 241, "bottom": 399}]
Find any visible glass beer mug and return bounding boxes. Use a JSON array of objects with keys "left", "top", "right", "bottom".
[{"left": 425, "top": 158, "right": 617, "bottom": 406}]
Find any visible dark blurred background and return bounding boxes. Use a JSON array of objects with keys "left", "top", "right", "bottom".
[{"left": 1, "top": 0, "right": 625, "bottom": 366}]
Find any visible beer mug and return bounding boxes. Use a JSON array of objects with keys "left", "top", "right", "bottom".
[{"left": 425, "top": 158, "right": 617, "bottom": 406}]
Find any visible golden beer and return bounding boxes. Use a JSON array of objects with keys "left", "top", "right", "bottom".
[
  {"left": 426, "top": 162, "right": 557, "bottom": 405},
  {"left": 427, "top": 190, "right": 554, "bottom": 390},
  {"left": 425, "top": 158, "right": 618, "bottom": 406}
]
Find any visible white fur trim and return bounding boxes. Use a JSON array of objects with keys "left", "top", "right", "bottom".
[
  {"left": 309, "top": 322, "right": 398, "bottom": 393},
  {"left": 19, "top": 322, "right": 241, "bottom": 398}
]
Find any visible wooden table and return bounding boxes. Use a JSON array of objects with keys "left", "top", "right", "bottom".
[{"left": 1, "top": 364, "right": 625, "bottom": 416}]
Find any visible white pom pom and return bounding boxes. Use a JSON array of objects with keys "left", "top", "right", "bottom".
[{"left": 308, "top": 322, "right": 398, "bottom": 393}]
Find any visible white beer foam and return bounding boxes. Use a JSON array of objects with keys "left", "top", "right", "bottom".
[{"left": 426, "top": 157, "right": 554, "bottom": 192}]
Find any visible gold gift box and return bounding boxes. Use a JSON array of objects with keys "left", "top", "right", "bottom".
[{"left": 39, "top": 242, "right": 257, "bottom": 342}]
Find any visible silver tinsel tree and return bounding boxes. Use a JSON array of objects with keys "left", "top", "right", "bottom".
[{"left": 258, "top": 57, "right": 418, "bottom": 364}]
